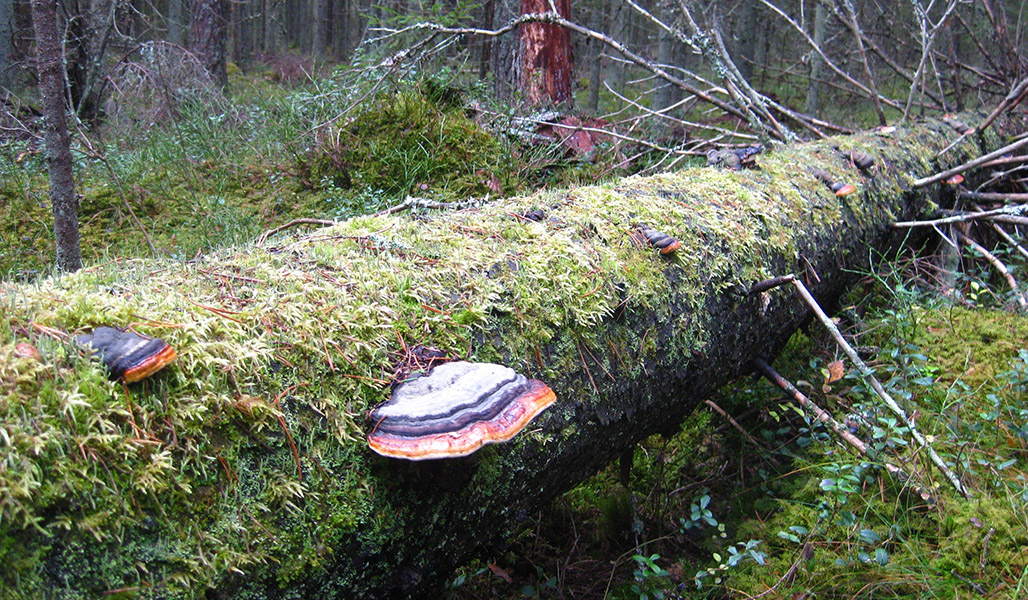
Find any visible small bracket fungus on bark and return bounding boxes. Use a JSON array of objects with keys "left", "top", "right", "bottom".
[
  {"left": 367, "top": 361, "right": 556, "bottom": 460},
  {"left": 633, "top": 226, "right": 682, "bottom": 255},
  {"left": 810, "top": 167, "right": 857, "bottom": 196},
  {"left": 75, "top": 327, "right": 177, "bottom": 383}
]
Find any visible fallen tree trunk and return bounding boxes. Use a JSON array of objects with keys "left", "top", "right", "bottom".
[{"left": 0, "top": 115, "right": 999, "bottom": 598}]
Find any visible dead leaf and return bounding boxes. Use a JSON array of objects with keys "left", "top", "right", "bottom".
[
  {"left": 488, "top": 562, "right": 513, "bottom": 583},
  {"left": 825, "top": 360, "right": 845, "bottom": 383}
]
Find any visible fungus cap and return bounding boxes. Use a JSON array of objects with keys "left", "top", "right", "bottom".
[
  {"left": 75, "top": 327, "right": 177, "bottom": 383},
  {"left": 368, "top": 361, "right": 556, "bottom": 460}
]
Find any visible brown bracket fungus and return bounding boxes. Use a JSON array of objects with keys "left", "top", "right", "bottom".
[
  {"left": 75, "top": 327, "right": 177, "bottom": 383},
  {"left": 367, "top": 361, "right": 556, "bottom": 460},
  {"left": 634, "top": 226, "right": 682, "bottom": 255},
  {"left": 810, "top": 167, "right": 857, "bottom": 197}
]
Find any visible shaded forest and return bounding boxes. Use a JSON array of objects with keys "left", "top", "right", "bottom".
[{"left": 2, "top": 1, "right": 1028, "bottom": 599}]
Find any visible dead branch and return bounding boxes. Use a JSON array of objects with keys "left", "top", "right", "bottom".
[
  {"left": 956, "top": 230, "right": 1028, "bottom": 308},
  {"left": 893, "top": 204, "right": 1028, "bottom": 228},
  {"left": 788, "top": 276, "right": 969, "bottom": 498},
  {"left": 754, "top": 357, "right": 935, "bottom": 504},
  {"left": 913, "top": 136, "right": 1028, "bottom": 188}
]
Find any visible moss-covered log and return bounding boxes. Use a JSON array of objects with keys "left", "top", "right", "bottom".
[{"left": 0, "top": 115, "right": 999, "bottom": 598}]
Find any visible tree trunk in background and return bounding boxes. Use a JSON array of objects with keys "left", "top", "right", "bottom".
[
  {"left": 478, "top": 0, "right": 495, "bottom": 79},
  {"left": 231, "top": 0, "right": 254, "bottom": 67},
  {"left": 519, "top": 0, "right": 573, "bottom": 106},
  {"left": 192, "top": 0, "right": 227, "bottom": 88},
  {"left": 312, "top": 0, "right": 330, "bottom": 60},
  {"left": 168, "top": 0, "right": 186, "bottom": 46},
  {"left": 30, "top": 0, "right": 81, "bottom": 273},
  {"left": 490, "top": 0, "right": 519, "bottom": 100},
  {"left": 585, "top": 0, "right": 604, "bottom": 113},
  {"left": 64, "top": 0, "right": 118, "bottom": 123},
  {"left": 735, "top": 1, "right": 757, "bottom": 81},
  {"left": 804, "top": 1, "right": 827, "bottom": 116},
  {"left": 0, "top": 0, "right": 13, "bottom": 89},
  {"left": 263, "top": 0, "right": 283, "bottom": 54},
  {"left": 607, "top": 0, "right": 626, "bottom": 109},
  {"left": 653, "top": 26, "right": 676, "bottom": 130}
]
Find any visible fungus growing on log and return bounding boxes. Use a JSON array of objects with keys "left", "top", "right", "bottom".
[
  {"left": 367, "top": 361, "right": 556, "bottom": 460},
  {"left": 944, "top": 173, "right": 965, "bottom": 185},
  {"left": 834, "top": 147, "right": 875, "bottom": 172},
  {"left": 75, "top": 327, "right": 177, "bottom": 383},
  {"left": 810, "top": 167, "right": 857, "bottom": 196},
  {"left": 634, "top": 226, "right": 682, "bottom": 255}
]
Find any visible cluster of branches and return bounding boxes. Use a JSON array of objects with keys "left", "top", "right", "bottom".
[{"left": 367, "top": 0, "right": 1025, "bottom": 148}]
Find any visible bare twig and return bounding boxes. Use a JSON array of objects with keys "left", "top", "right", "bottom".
[
  {"left": 754, "top": 358, "right": 935, "bottom": 503},
  {"left": 913, "top": 135, "right": 1028, "bottom": 188},
  {"left": 957, "top": 230, "right": 1028, "bottom": 308},
  {"left": 959, "top": 191, "right": 1028, "bottom": 203},
  {"left": 256, "top": 218, "right": 337, "bottom": 246},
  {"left": 979, "top": 77, "right": 1028, "bottom": 134},
  {"left": 894, "top": 204, "right": 1028, "bottom": 228},
  {"left": 788, "top": 277, "right": 969, "bottom": 497}
]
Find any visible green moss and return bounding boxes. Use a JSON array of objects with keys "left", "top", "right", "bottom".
[
  {"left": 296, "top": 90, "right": 514, "bottom": 204},
  {"left": 0, "top": 112, "right": 993, "bottom": 597}
]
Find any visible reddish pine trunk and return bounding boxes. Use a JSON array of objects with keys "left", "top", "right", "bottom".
[{"left": 519, "top": 0, "right": 573, "bottom": 106}]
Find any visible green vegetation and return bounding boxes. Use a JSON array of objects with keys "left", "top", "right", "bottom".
[
  {"left": 2, "top": 61, "right": 1025, "bottom": 600},
  {"left": 447, "top": 256, "right": 1028, "bottom": 599}
]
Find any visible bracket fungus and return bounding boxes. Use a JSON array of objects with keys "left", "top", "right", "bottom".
[
  {"left": 367, "top": 361, "right": 556, "bottom": 460},
  {"left": 634, "top": 226, "right": 682, "bottom": 255},
  {"left": 810, "top": 167, "right": 857, "bottom": 197},
  {"left": 75, "top": 327, "right": 177, "bottom": 383}
]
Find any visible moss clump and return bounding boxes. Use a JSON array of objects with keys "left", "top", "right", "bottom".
[{"left": 296, "top": 90, "right": 515, "bottom": 207}]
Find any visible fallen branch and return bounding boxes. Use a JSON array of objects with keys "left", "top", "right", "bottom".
[
  {"left": 959, "top": 191, "right": 1028, "bottom": 202},
  {"left": 914, "top": 135, "right": 1028, "bottom": 188},
  {"left": 256, "top": 218, "right": 337, "bottom": 246},
  {"left": 754, "top": 357, "right": 935, "bottom": 504},
  {"left": 957, "top": 231, "right": 1028, "bottom": 308},
  {"left": 788, "top": 277, "right": 969, "bottom": 498},
  {"left": 893, "top": 204, "right": 1028, "bottom": 228}
]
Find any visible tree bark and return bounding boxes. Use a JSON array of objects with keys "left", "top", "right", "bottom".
[
  {"left": 519, "top": 0, "right": 573, "bottom": 106},
  {"left": 30, "top": 0, "right": 81, "bottom": 272},
  {"left": 0, "top": 114, "right": 1002, "bottom": 596},
  {"left": 0, "top": 0, "right": 13, "bottom": 89},
  {"left": 191, "top": 0, "right": 227, "bottom": 88},
  {"left": 167, "top": 0, "right": 186, "bottom": 46},
  {"left": 805, "top": 0, "right": 828, "bottom": 116},
  {"left": 312, "top": 0, "right": 330, "bottom": 60}
]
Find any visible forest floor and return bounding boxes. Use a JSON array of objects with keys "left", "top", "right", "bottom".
[{"left": 2, "top": 62, "right": 1027, "bottom": 599}]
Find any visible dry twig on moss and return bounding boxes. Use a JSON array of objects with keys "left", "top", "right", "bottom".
[
  {"left": 754, "top": 358, "right": 935, "bottom": 504},
  {"left": 784, "top": 275, "right": 969, "bottom": 498}
]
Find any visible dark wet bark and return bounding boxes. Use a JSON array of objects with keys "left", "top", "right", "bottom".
[
  {"left": 30, "top": 0, "right": 81, "bottom": 272},
  {"left": 192, "top": 0, "right": 228, "bottom": 89}
]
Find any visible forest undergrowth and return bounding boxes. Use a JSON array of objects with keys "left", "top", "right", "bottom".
[{"left": 2, "top": 61, "right": 1027, "bottom": 600}]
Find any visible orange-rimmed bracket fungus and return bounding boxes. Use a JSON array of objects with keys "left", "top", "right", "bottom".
[
  {"left": 367, "top": 361, "right": 557, "bottom": 460},
  {"left": 635, "top": 226, "right": 682, "bottom": 255},
  {"left": 810, "top": 167, "right": 857, "bottom": 197},
  {"left": 75, "top": 327, "right": 177, "bottom": 383}
]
